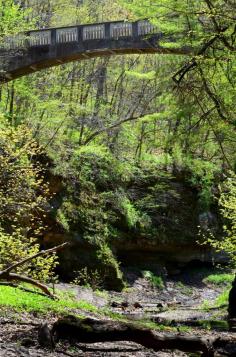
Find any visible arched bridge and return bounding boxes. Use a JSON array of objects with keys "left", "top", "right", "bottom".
[{"left": 0, "top": 20, "right": 192, "bottom": 82}]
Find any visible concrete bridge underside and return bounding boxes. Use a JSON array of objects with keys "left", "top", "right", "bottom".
[{"left": 0, "top": 20, "right": 192, "bottom": 82}]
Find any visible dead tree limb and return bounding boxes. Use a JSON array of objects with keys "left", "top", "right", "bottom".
[
  {"left": 0, "top": 242, "right": 70, "bottom": 299},
  {"left": 0, "top": 281, "right": 52, "bottom": 298},
  {"left": 1, "top": 242, "right": 69, "bottom": 275},
  {"left": 4, "top": 273, "right": 56, "bottom": 299}
]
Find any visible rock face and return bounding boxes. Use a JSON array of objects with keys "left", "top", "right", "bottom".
[
  {"left": 43, "top": 169, "right": 223, "bottom": 290},
  {"left": 44, "top": 233, "right": 125, "bottom": 290},
  {"left": 112, "top": 178, "right": 221, "bottom": 271}
]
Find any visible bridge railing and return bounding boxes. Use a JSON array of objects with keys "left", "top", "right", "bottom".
[{"left": 0, "top": 20, "right": 158, "bottom": 51}]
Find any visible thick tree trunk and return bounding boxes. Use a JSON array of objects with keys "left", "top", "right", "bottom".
[
  {"left": 228, "top": 274, "right": 236, "bottom": 318},
  {"left": 52, "top": 316, "right": 236, "bottom": 356},
  {"left": 228, "top": 274, "right": 236, "bottom": 331}
]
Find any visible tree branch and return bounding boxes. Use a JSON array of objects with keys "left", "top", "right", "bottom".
[
  {"left": 4, "top": 273, "right": 55, "bottom": 299},
  {"left": 0, "top": 242, "right": 71, "bottom": 299},
  {"left": 1, "top": 242, "right": 69, "bottom": 275},
  {"left": 172, "top": 35, "right": 219, "bottom": 84},
  {"left": 198, "top": 67, "right": 230, "bottom": 124},
  {"left": 83, "top": 113, "right": 156, "bottom": 145}
]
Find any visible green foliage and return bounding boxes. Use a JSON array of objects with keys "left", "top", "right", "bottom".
[
  {"left": 0, "top": 230, "right": 57, "bottom": 283},
  {"left": 0, "top": 124, "right": 48, "bottom": 229},
  {"left": 0, "top": 0, "right": 33, "bottom": 40},
  {"left": 125, "top": 70, "right": 156, "bottom": 80},
  {"left": 196, "top": 319, "right": 228, "bottom": 331},
  {"left": 97, "top": 243, "right": 124, "bottom": 282},
  {"left": 0, "top": 0, "right": 235, "bottom": 292},
  {"left": 202, "top": 288, "right": 229, "bottom": 310},
  {"left": 120, "top": 0, "right": 235, "bottom": 53},
  {"left": 215, "top": 289, "right": 230, "bottom": 307},
  {"left": 56, "top": 209, "right": 70, "bottom": 232},
  {"left": 95, "top": 289, "right": 109, "bottom": 299},
  {"left": 184, "top": 158, "right": 220, "bottom": 209},
  {"left": 219, "top": 174, "right": 236, "bottom": 262},
  {"left": 175, "top": 282, "right": 193, "bottom": 296},
  {"left": 119, "top": 196, "right": 139, "bottom": 228},
  {"left": 204, "top": 173, "right": 236, "bottom": 266},
  {"left": 0, "top": 121, "right": 57, "bottom": 282}
]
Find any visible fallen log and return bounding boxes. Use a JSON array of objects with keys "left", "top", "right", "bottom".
[{"left": 52, "top": 316, "right": 236, "bottom": 356}]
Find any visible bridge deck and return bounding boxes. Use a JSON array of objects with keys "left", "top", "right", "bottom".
[{"left": 0, "top": 20, "right": 192, "bottom": 82}]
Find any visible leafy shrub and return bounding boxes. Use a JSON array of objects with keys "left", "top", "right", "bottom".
[
  {"left": 120, "top": 197, "right": 139, "bottom": 228},
  {"left": 142, "top": 270, "right": 165, "bottom": 289},
  {"left": 0, "top": 229, "right": 58, "bottom": 283}
]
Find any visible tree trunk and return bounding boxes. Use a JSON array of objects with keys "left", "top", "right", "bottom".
[{"left": 228, "top": 274, "right": 236, "bottom": 331}]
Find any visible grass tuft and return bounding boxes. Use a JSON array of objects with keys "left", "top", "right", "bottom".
[
  {"left": 142, "top": 270, "right": 165, "bottom": 289},
  {"left": 203, "top": 273, "right": 234, "bottom": 287}
]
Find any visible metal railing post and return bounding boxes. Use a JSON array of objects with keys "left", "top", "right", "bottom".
[
  {"left": 78, "top": 25, "right": 83, "bottom": 42},
  {"left": 105, "top": 23, "right": 110, "bottom": 39},
  {"left": 51, "top": 29, "right": 56, "bottom": 45},
  {"left": 132, "top": 22, "right": 139, "bottom": 38},
  {"left": 25, "top": 32, "right": 30, "bottom": 48}
]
